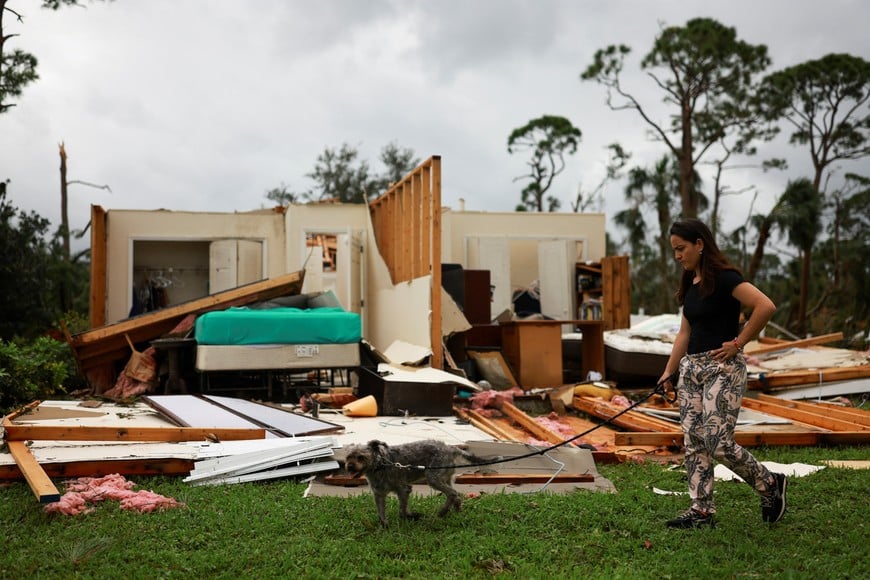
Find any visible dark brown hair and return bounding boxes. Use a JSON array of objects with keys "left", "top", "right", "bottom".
[{"left": 669, "top": 218, "right": 740, "bottom": 304}]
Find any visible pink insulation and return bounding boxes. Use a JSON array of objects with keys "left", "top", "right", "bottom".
[
  {"left": 470, "top": 387, "right": 524, "bottom": 417},
  {"left": 44, "top": 473, "right": 184, "bottom": 516}
]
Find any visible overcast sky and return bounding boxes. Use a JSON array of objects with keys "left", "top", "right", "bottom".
[{"left": 2, "top": 0, "right": 868, "bottom": 251}]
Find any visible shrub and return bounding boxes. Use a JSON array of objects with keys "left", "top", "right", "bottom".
[{"left": 0, "top": 336, "right": 77, "bottom": 414}]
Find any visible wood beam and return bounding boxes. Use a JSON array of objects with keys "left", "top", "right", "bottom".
[
  {"left": 572, "top": 396, "right": 676, "bottom": 432},
  {"left": 453, "top": 406, "right": 520, "bottom": 442},
  {"left": 0, "top": 458, "right": 195, "bottom": 481},
  {"left": 741, "top": 398, "right": 868, "bottom": 432},
  {"left": 500, "top": 402, "right": 568, "bottom": 446},
  {"left": 7, "top": 441, "right": 60, "bottom": 503},
  {"left": 745, "top": 332, "right": 844, "bottom": 355},
  {"left": 614, "top": 431, "right": 870, "bottom": 447},
  {"left": 757, "top": 394, "right": 870, "bottom": 427},
  {"left": 3, "top": 425, "right": 265, "bottom": 442}
]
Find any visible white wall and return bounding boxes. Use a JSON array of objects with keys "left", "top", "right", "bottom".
[{"left": 441, "top": 209, "right": 607, "bottom": 265}]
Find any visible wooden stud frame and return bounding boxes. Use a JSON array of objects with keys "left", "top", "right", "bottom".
[{"left": 369, "top": 156, "right": 443, "bottom": 368}]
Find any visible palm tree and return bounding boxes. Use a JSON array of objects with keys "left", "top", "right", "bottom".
[{"left": 779, "top": 178, "right": 823, "bottom": 334}]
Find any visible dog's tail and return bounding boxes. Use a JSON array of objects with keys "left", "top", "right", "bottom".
[{"left": 453, "top": 445, "right": 503, "bottom": 468}]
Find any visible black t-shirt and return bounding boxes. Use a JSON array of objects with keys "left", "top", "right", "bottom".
[{"left": 683, "top": 269, "right": 743, "bottom": 354}]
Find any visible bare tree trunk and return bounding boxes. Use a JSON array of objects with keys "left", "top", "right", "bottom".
[
  {"left": 798, "top": 250, "right": 811, "bottom": 335},
  {"left": 746, "top": 218, "right": 773, "bottom": 283},
  {"left": 679, "top": 104, "right": 696, "bottom": 218},
  {"left": 59, "top": 142, "right": 70, "bottom": 261}
]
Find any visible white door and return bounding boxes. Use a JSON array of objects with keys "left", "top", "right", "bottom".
[
  {"left": 467, "top": 236, "right": 510, "bottom": 320},
  {"left": 236, "top": 240, "right": 263, "bottom": 286},
  {"left": 538, "top": 240, "right": 576, "bottom": 331},
  {"left": 335, "top": 230, "right": 364, "bottom": 313},
  {"left": 209, "top": 240, "right": 238, "bottom": 294}
]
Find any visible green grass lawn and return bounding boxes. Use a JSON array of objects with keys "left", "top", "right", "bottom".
[{"left": 1, "top": 445, "right": 868, "bottom": 579}]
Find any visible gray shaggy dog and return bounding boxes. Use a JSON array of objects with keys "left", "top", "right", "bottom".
[{"left": 343, "top": 439, "right": 493, "bottom": 526}]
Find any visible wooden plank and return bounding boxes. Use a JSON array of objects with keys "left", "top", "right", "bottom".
[
  {"left": 7, "top": 441, "right": 61, "bottom": 503},
  {"left": 572, "top": 396, "right": 675, "bottom": 432},
  {"left": 500, "top": 402, "right": 567, "bottom": 445},
  {"left": 3, "top": 425, "right": 265, "bottom": 442},
  {"left": 744, "top": 332, "right": 844, "bottom": 355},
  {"left": 429, "top": 156, "right": 443, "bottom": 369},
  {"left": 0, "top": 458, "right": 195, "bottom": 481},
  {"left": 323, "top": 473, "right": 595, "bottom": 486},
  {"left": 757, "top": 394, "right": 870, "bottom": 428},
  {"left": 741, "top": 398, "right": 868, "bottom": 431},
  {"left": 456, "top": 473, "right": 595, "bottom": 484},
  {"left": 454, "top": 406, "right": 522, "bottom": 442},
  {"left": 89, "top": 204, "right": 108, "bottom": 328},
  {"left": 613, "top": 431, "right": 870, "bottom": 447},
  {"left": 749, "top": 365, "right": 870, "bottom": 389},
  {"left": 808, "top": 401, "right": 870, "bottom": 427}
]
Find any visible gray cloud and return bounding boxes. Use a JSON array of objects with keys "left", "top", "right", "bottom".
[{"left": 1, "top": 0, "right": 868, "bottom": 250}]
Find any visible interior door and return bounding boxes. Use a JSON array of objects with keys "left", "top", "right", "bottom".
[
  {"left": 538, "top": 239, "right": 576, "bottom": 331},
  {"left": 236, "top": 240, "right": 263, "bottom": 286},
  {"left": 467, "top": 236, "right": 510, "bottom": 320},
  {"left": 335, "top": 230, "right": 364, "bottom": 314},
  {"left": 209, "top": 240, "right": 238, "bottom": 294}
]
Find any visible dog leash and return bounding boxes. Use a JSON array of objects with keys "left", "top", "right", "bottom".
[{"left": 420, "top": 371, "right": 679, "bottom": 472}]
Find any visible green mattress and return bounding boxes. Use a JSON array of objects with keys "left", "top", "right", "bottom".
[{"left": 194, "top": 307, "right": 361, "bottom": 345}]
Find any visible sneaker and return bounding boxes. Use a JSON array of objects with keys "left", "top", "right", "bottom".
[
  {"left": 761, "top": 472, "right": 788, "bottom": 523},
  {"left": 666, "top": 508, "right": 716, "bottom": 529}
]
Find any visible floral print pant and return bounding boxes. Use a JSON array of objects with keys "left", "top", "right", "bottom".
[{"left": 677, "top": 352, "right": 775, "bottom": 514}]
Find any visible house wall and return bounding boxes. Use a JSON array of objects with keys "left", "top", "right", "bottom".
[
  {"left": 441, "top": 209, "right": 607, "bottom": 266},
  {"left": 104, "top": 209, "right": 285, "bottom": 323}
]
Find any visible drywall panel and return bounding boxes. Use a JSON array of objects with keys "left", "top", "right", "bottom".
[{"left": 362, "top": 207, "right": 432, "bottom": 353}]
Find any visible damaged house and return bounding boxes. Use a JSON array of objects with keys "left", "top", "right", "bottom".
[{"left": 77, "top": 155, "right": 619, "bottom": 395}]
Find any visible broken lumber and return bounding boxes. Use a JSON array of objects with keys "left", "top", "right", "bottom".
[
  {"left": 744, "top": 332, "right": 844, "bottom": 356},
  {"left": 453, "top": 406, "right": 521, "bottom": 442},
  {"left": 7, "top": 441, "right": 60, "bottom": 503},
  {"left": 741, "top": 398, "right": 868, "bottom": 432},
  {"left": 749, "top": 364, "right": 870, "bottom": 389},
  {"left": 499, "top": 402, "right": 568, "bottom": 445},
  {"left": 614, "top": 431, "right": 870, "bottom": 447},
  {"left": 802, "top": 399, "right": 870, "bottom": 427},
  {"left": 2, "top": 425, "right": 266, "bottom": 442},
  {"left": 572, "top": 396, "right": 677, "bottom": 432},
  {"left": 323, "top": 473, "right": 595, "bottom": 486}
]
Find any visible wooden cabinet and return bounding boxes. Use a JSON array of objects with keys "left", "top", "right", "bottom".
[
  {"left": 500, "top": 320, "right": 605, "bottom": 388},
  {"left": 500, "top": 321, "right": 563, "bottom": 388},
  {"left": 576, "top": 255, "right": 630, "bottom": 330}
]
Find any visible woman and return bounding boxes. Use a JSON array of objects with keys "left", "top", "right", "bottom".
[{"left": 659, "top": 218, "right": 786, "bottom": 529}]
